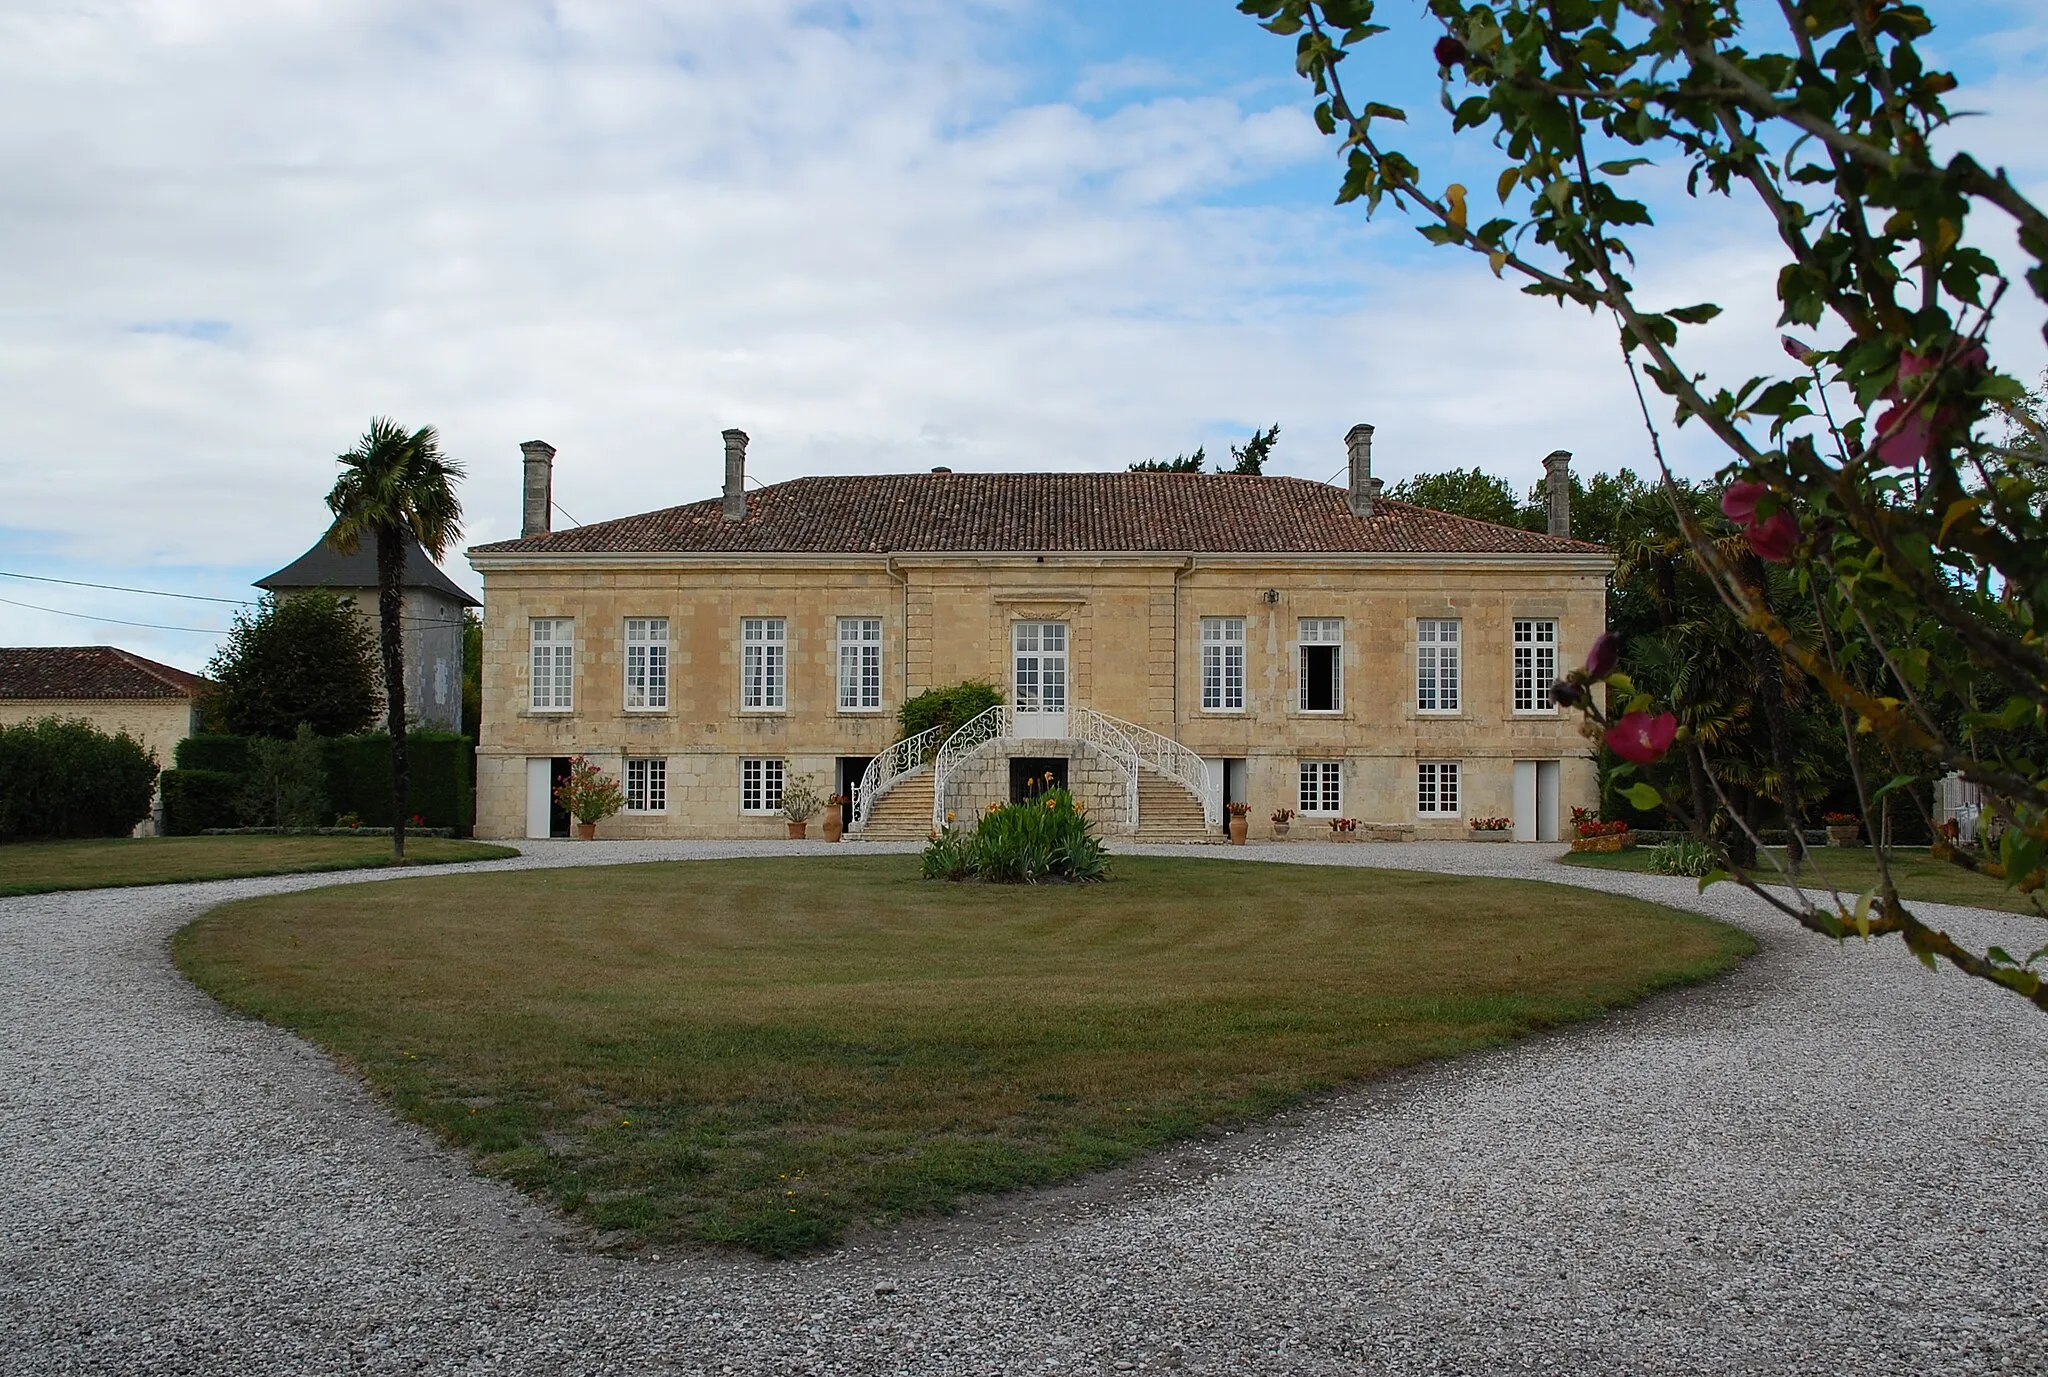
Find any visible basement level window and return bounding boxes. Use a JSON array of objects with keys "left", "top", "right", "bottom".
[{"left": 1298, "top": 618, "right": 1343, "bottom": 712}]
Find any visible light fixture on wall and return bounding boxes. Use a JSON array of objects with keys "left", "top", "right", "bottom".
[{"left": 1262, "top": 588, "right": 1281, "bottom": 604}]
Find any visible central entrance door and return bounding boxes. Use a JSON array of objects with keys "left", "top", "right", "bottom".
[{"left": 1012, "top": 621, "right": 1068, "bottom": 738}]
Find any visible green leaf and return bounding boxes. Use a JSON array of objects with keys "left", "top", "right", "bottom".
[
  {"left": 1697, "top": 869, "right": 1728, "bottom": 893},
  {"left": 1666, "top": 303, "right": 1723, "bottom": 324},
  {"left": 1622, "top": 782, "right": 1662, "bottom": 810},
  {"left": 1597, "top": 158, "right": 1652, "bottom": 175}
]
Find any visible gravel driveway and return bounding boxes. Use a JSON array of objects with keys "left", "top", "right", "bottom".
[{"left": 4, "top": 840, "right": 2044, "bottom": 1376}]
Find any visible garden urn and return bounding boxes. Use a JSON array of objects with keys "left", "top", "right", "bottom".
[
  {"left": 1229, "top": 816, "right": 1248, "bottom": 845},
  {"left": 1827, "top": 824, "right": 1863, "bottom": 847},
  {"left": 787, "top": 820, "right": 807, "bottom": 840},
  {"left": 576, "top": 821, "right": 597, "bottom": 841},
  {"left": 1271, "top": 821, "right": 1290, "bottom": 839},
  {"left": 822, "top": 811, "right": 843, "bottom": 843}
]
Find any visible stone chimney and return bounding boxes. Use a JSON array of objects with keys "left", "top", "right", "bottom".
[
  {"left": 1543, "top": 449, "right": 1573, "bottom": 538},
  {"left": 1345, "top": 423, "right": 1383, "bottom": 518},
  {"left": 722, "top": 428, "right": 749, "bottom": 521},
  {"left": 519, "top": 440, "right": 555, "bottom": 538}
]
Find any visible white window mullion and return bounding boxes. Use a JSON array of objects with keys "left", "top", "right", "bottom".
[
  {"left": 529, "top": 618, "right": 574, "bottom": 712},
  {"left": 743, "top": 618, "right": 786, "bottom": 711}
]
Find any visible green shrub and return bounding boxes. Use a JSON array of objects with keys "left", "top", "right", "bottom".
[
  {"left": 0, "top": 716, "right": 160, "bottom": 841},
  {"left": 206, "top": 590, "right": 380, "bottom": 738},
  {"left": 161, "top": 769, "right": 243, "bottom": 835},
  {"left": 317, "top": 732, "right": 472, "bottom": 831},
  {"left": 922, "top": 787, "right": 1108, "bottom": 884},
  {"left": 1649, "top": 838, "right": 1717, "bottom": 878},
  {"left": 174, "top": 735, "right": 252, "bottom": 774},
  {"left": 237, "top": 725, "right": 331, "bottom": 828},
  {"left": 898, "top": 681, "right": 1003, "bottom": 743}
]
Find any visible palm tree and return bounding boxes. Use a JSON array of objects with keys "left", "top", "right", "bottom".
[{"left": 326, "top": 418, "right": 465, "bottom": 860}]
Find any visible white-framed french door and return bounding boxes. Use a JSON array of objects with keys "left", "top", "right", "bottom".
[{"left": 1012, "top": 621, "right": 1068, "bottom": 737}]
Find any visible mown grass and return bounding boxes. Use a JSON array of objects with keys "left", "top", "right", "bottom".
[
  {"left": 175, "top": 855, "right": 1752, "bottom": 1257},
  {"left": 1560, "top": 843, "right": 2041, "bottom": 916},
  {"left": 0, "top": 835, "right": 518, "bottom": 896}
]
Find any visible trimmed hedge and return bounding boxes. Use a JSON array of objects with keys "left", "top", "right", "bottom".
[
  {"left": 161, "top": 769, "right": 243, "bottom": 836},
  {"left": 162, "top": 731, "right": 474, "bottom": 835},
  {"left": 0, "top": 715, "right": 160, "bottom": 841},
  {"left": 174, "top": 735, "right": 253, "bottom": 774}
]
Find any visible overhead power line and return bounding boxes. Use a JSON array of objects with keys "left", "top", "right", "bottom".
[
  {"left": 0, "top": 570, "right": 254, "bottom": 605},
  {"left": 0, "top": 593, "right": 227, "bottom": 636}
]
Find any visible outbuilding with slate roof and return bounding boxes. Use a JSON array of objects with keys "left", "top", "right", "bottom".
[
  {"left": 258, "top": 529, "right": 479, "bottom": 734},
  {"left": 466, "top": 426, "right": 1609, "bottom": 844}
]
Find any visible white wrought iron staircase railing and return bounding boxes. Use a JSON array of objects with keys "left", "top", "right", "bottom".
[
  {"left": 923, "top": 703, "right": 1208, "bottom": 833},
  {"left": 851, "top": 725, "right": 941, "bottom": 832},
  {"left": 1082, "top": 708, "right": 1218, "bottom": 829}
]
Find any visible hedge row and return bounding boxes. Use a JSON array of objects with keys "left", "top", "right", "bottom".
[
  {"left": 162, "top": 733, "right": 472, "bottom": 835},
  {"left": 0, "top": 716, "right": 160, "bottom": 842}
]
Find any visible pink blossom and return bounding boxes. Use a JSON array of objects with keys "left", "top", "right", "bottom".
[
  {"left": 1781, "top": 335, "right": 1817, "bottom": 365},
  {"left": 1606, "top": 711, "right": 1678, "bottom": 765},
  {"left": 1872, "top": 402, "right": 1931, "bottom": 468},
  {"left": 1746, "top": 508, "right": 1800, "bottom": 562},
  {"left": 1720, "top": 480, "right": 1768, "bottom": 525}
]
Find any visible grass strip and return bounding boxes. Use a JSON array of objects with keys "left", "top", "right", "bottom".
[
  {"left": 176, "top": 854, "right": 1751, "bottom": 1256},
  {"left": 0, "top": 835, "right": 517, "bottom": 896},
  {"left": 1560, "top": 844, "right": 2040, "bottom": 916}
]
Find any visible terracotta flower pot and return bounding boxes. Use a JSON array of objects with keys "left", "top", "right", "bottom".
[
  {"left": 1827, "top": 825, "right": 1863, "bottom": 847},
  {"left": 1271, "top": 822, "right": 1291, "bottom": 839},
  {"left": 576, "top": 821, "right": 597, "bottom": 841},
  {"left": 822, "top": 814, "right": 843, "bottom": 843},
  {"left": 787, "top": 821, "right": 807, "bottom": 840},
  {"left": 1569, "top": 831, "right": 1633, "bottom": 853},
  {"left": 1228, "top": 816, "right": 1248, "bottom": 845}
]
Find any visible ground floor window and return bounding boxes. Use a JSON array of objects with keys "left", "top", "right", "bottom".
[
  {"left": 1417, "top": 761, "right": 1461, "bottom": 815},
  {"left": 624, "top": 758, "right": 666, "bottom": 813},
  {"left": 1298, "top": 760, "right": 1342, "bottom": 814},
  {"left": 740, "top": 758, "right": 785, "bottom": 814}
]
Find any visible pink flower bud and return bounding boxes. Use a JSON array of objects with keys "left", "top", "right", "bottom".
[
  {"left": 1720, "top": 480, "right": 1767, "bottom": 526},
  {"left": 1433, "top": 36, "right": 1468, "bottom": 67},
  {"left": 1872, "top": 402, "right": 1930, "bottom": 468},
  {"left": 1584, "top": 631, "right": 1622, "bottom": 679}
]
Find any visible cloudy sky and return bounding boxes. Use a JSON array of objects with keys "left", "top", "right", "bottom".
[{"left": 3, "top": 0, "right": 2043, "bottom": 671}]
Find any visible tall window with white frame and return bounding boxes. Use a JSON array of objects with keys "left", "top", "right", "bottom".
[
  {"left": 1417, "top": 761, "right": 1461, "bottom": 815},
  {"left": 837, "top": 617, "right": 883, "bottom": 711},
  {"left": 624, "top": 618, "right": 668, "bottom": 711},
  {"left": 1417, "top": 619, "right": 1460, "bottom": 713},
  {"left": 740, "top": 758, "right": 785, "bottom": 814},
  {"left": 741, "top": 618, "right": 786, "bottom": 711},
  {"left": 1298, "top": 618, "right": 1343, "bottom": 712},
  {"left": 1512, "top": 619, "right": 1558, "bottom": 712},
  {"left": 1298, "top": 760, "right": 1343, "bottom": 814},
  {"left": 624, "top": 758, "right": 666, "bottom": 813},
  {"left": 529, "top": 618, "right": 574, "bottom": 712},
  {"left": 1200, "top": 617, "right": 1245, "bottom": 712}
]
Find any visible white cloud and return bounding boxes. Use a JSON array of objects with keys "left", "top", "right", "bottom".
[{"left": 1, "top": 0, "right": 2043, "bottom": 673}]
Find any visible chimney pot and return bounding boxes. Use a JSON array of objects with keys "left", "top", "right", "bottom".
[
  {"left": 1345, "top": 423, "right": 1378, "bottom": 517},
  {"left": 721, "top": 429, "right": 749, "bottom": 521},
  {"left": 519, "top": 440, "right": 555, "bottom": 539},
  {"left": 1543, "top": 449, "right": 1573, "bottom": 538}
]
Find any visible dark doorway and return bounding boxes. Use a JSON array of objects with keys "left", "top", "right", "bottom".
[
  {"left": 837, "top": 757, "right": 872, "bottom": 831},
  {"left": 549, "top": 756, "right": 573, "bottom": 838},
  {"left": 1220, "top": 757, "right": 1247, "bottom": 836},
  {"left": 1010, "top": 757, "right": 1068, "bottom": 803}
]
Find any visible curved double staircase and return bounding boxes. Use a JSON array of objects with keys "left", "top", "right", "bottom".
[{"left": 852, "top": 706, "right": 1215, "bottom": 844}]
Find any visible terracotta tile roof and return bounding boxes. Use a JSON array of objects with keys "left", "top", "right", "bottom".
[
  {"left": 0, "top": 646, "right": 211, "bottom": 701},
  {"left": 470, "top": 473, "right": 1606, "bottom": 558}
]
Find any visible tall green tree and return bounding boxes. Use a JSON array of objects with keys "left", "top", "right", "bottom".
[
  {"left": 1244, "top": 0, "right": 2048, "bottom": 1005},
  {"left": 206, "top": 590, "right": 379, "bottom": 738},
  {"left": 325, "top": 418, "right": 465, "bottom": 861},
  {"left": 1226, "top": 423, "right": 1282, "bottom": 474}
]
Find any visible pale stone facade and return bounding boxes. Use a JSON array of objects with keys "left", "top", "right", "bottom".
[{"left": 469, "top": 441, "right": 1608, "bottom": 843}]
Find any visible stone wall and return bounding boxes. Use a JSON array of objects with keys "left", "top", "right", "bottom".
[{"left": 935, "top": 740, "right": 1134, "bottom": 834}]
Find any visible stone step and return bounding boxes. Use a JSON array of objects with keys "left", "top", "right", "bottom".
[{"left": 854, "top": 774, "right": 936, "bottom": 840}]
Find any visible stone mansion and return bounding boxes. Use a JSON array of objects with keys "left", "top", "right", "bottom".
[{"left": 465, "top": 427, "right": 1608, "bottom": 843}]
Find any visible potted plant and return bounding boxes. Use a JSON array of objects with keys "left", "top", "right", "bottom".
[
  {"left": 1568, "top": 806, "right": 1635, "bottom": 853},
  {"left": 1328, "top": 816, "right": 1359, "bottom": 842},
  {"left": 1824, "top": 811, "right": 1864, "bottom": 847},
  {"left": 553, "top": 756, "right": 625, "bottom": 840},
  {"left": 1469, "top": 816, "right": 1512, "bottom": 841},
  {"left": 1225, "top": 801, "right": 1250, "bottom": 844},
  {"left": 1270, "top": 806, "right": 1295, "bottom": 839},
  {"left": 823, "top": 792, "right": 848, "bottom": 843},
  {"left": 780, "top": 772, "right": 824, "bottom": 839}
]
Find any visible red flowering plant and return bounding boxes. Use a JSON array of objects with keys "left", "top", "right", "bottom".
[{"left": 1245, "top": 0, "right": 2048, "bottom": 1009}]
